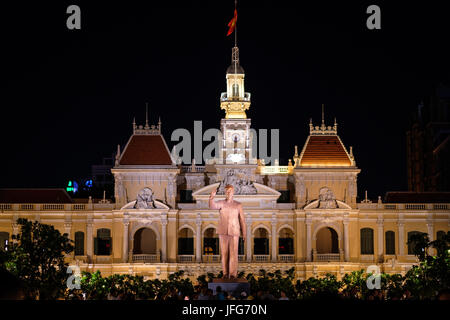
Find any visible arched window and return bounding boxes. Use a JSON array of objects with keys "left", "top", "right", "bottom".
[
  {"left": 133, "top": 228, "right": 157, "bottom": 254},
  {"left": 203, "top": 228, "right": 219, "bottom": 255},
  {"left": 74, "top": 231, "right": 85, "bottom": 256},
  {"left": 253, "top": 228, "right": 269, "bottom": 255},
  {"left": 360, "top": 228, "right": 374, "bottom": 254},
  {"left": 94, "top": 228, "right": 112, "bottom": 256},
  {"left": 316, "top": 227, "right": 339, "bottom": 254},
  {"left": 178, "top": 228, "right": 194, "bottom": 255},
  {"left": 407, "top": 231, "right": 426, "bottom": 255},
  {"left": 385, "top": 231, "right": 395, "bottom": 255},
  {"left": 0, "top": 232, "right": 9, "bottom": 251},
  {"left": 279, "top": 228, "right": 294, "bottom": 254}
]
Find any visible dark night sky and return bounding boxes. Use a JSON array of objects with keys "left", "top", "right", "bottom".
[{"left": 1, "top": 1, "right": 449, "bottom": 201}]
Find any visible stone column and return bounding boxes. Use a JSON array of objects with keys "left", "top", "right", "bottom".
[
  {"left": 271, "top": 215, "right": 277, "bottom": 262},
  {"left": 398, "top": 222, "right": 404, "bottom": 256},
  {"left": 161, "top": 219, "right": 168, "bottom": 263},
  {"left": 377, "top": 219, "right": 384, "bottom": 262},
  {"left": 64, "top": 223, "right": 72, "bottom": 239},
  {"left": 196, "top": 216, "right": 202, "bottom": 262},
  {"left": 86, "top": 218, "right": 93, "bottom": 261},
  {"left": 343, "top": 219, "right": 350, "bottom": 262},
  {"left": 122, "top": 220, "right": 129, "bottom": 263},
  {"left": 306, "top": 218, "right": 312, "bottom": 262},
  {"left": 246, "top": 217, "right": 252, "bottom": 262},
  {"left": 11, "top": 217, "right": 19, "bottom": 244},
  {"left": 427, "top": 222, "right": 434, "bottom": 256}
]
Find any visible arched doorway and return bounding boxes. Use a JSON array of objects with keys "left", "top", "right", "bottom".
[
  {"left": 316, "top": 227, "right": 339, "bottom": 254},
  {"left": 253, "top": 228, "right": 269, "bottom": 255},
  {"left": 203, "top": 228, "right": 219, "bottom": 255},
  {"left": 133, "top": 228, "right": 157, "bottom": 254},
  {"left": 279, "top": 228, "right": 294, "bottom": 255},
  {"left": 178, "top": 228, "right": 194, "bottom": 255}
]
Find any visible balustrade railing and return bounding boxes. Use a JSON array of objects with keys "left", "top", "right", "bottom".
[
  {"left": 315, "top": 253, "right": 340, "bottom": 262},
  {"left": 278, "top": 254, "right": 294, "bottom": 262},
  {"left": 132, "top": 254, "right": 160, "bottom": 263},
  {"left": 253, "top": 255, "right": 270, "bottom": 262},
  {"left": 202, "top": 255, "right": 220, "bottom": 263},
  {"left": 177, "top": 255, "right": 195, "bottom": 263}
]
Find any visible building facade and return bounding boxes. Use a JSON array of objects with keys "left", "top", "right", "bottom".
[{"left": 1, "top": 47, "right": 449, "bottom": 281}]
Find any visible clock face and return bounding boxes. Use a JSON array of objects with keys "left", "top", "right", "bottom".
[
  {"left": 231, "top": 133, "right": 240, "bottom": 142},
  {"left": 227, "top": 153, "right": 245, "bottom": 163}
]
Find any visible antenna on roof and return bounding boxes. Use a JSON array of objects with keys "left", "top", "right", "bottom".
[
  {"left": 145, "top": 102, "right": 149, "bottom": 129},
  {"left": 322, "top": 104, "right": 325, "bottom": 126}
]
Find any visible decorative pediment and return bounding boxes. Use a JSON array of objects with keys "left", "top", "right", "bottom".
[
  {"left": 192, "top": 182, "right": 281, "bottom": 208},
  {"left": 303, "top": 187, "right": 351, "bottom": 210},
  {"left": 121, "top": 200, "right": 169, "bottom": 210},
  {"left": 303, "top": 199, "right": 351, "bottom": 210}
]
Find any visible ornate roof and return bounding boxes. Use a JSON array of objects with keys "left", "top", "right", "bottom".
[
  {"left": 295, "top": 117, "right": 354, "bottom": 167},
  {"left": 118, "top": 118, "right": 174, "bottom": 166},
  {"left": 119, "top": 135, "right": 173, "bottom": 166}
]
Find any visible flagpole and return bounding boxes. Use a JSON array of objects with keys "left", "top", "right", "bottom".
[
  {"left": 234, "top": 0, "right": 237, "bottom": 48},
  {"left": 234, "top": 0, "right": 237, "bottom": 98}
]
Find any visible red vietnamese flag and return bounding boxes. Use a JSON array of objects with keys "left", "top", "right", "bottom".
[{"left": 227, "top": 9, "right": 237, "bottom": 36}]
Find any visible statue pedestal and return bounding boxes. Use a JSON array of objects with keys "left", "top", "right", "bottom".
[{"left": 208, "top": 278, "right": 250, "bottom": 298}]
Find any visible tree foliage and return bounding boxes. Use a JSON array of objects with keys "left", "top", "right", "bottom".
[{"left": 2, "top": 218, "right": 74, "bottom": 299}]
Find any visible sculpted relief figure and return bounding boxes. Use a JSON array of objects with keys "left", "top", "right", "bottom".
[
  {"left": 318, "top": 187, "right": 337, "bottom": 209},
  {"left": 217, "top": 169, "right": 257, "bottom": 195},
  {"left": 209, "top": 185, "right": 246, "bottom": 279},
  {"left": 134, "top": 187, "right": 156, "bottom": 209}
]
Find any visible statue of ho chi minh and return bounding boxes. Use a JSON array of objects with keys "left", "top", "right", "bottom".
[{"left": 209, "top": 184, "right": 246, "bottom": 279}]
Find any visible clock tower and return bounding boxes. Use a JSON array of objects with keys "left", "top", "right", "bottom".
[{"left": 219, "top": 46, "right": 255, "bottom": 165}]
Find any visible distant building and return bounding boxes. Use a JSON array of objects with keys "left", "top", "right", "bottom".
[
  {"left": 91, "top": 154, "right": 115, "bottom": 197},
  {"left": 406, "top": 83, "right": 450, "bottom": 192}
]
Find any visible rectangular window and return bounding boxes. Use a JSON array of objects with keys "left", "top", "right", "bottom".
[
  {"left": 277, "top": 190, "right": 291, "bottom": 203},
  {"left": 178, "top": 238, "right": 194, "bottom": 255},
  {"left": 203, "top": 238, "right": 219, "bottom": 255},
  {"left": 75, "top": 232, "right": 85, "bottom": 256},
  {"left": 279, "top": 238, "right": 294, "bottom": 254},
  {"left": 385, "top": 231, "right": 395, "bottom": 255},
  {"left": 179, "top": 190, "right": 194, "bottom": 203},
  {"left": 360, "top": 228, "right": 374, "bottom": 254}
]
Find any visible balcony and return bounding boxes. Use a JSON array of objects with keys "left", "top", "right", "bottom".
[
  {"left": 132, "top": 254, "right": 160, "bottom": 263},
  {"left": 314, "top": 253, "right": 340, "bottom": 262},
  {"left": 238, "top": 255, "right": 245, "bottom": 262},
  {"left": 220, "top": 92, "right": 251, "bottom": 102},
  {"left": 202, "top": 255, "right": 220, "bottom": 263},
  {"left": 278, "top": 254, "right": 295, "bottom": 263},
  {"left": 360, "top": 254, "right": 375, "bottom": 262},
  {"left": 177, "top": 255, "right": 195, "bottom": 263},
  {"left": 253, "top": 255, "right": 270, "bottom": 262}
]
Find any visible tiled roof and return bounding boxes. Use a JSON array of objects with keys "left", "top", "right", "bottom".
[
  {"left": 384, "top": 192, "right": 450, "bottom": 203},
  {"left": 299, "top": 135, "right": 352, "bottom": 167},
  {"left": 120, "top": 134, "right": 173, "bottom": 165},
  {"left": 0, "top": 189, "right": 73, "bottom": 203}
]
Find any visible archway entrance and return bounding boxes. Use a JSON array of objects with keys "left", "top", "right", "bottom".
[
  {"left": 316, "top": 227, "right": 339, "bottom": 254},
  {"left": 133, "top": 228, "right": 157, "bottom": 254}
]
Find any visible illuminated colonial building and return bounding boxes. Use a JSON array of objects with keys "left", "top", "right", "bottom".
[{"left": 0, "top": 46, "right": 449, "bottom": 280}]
